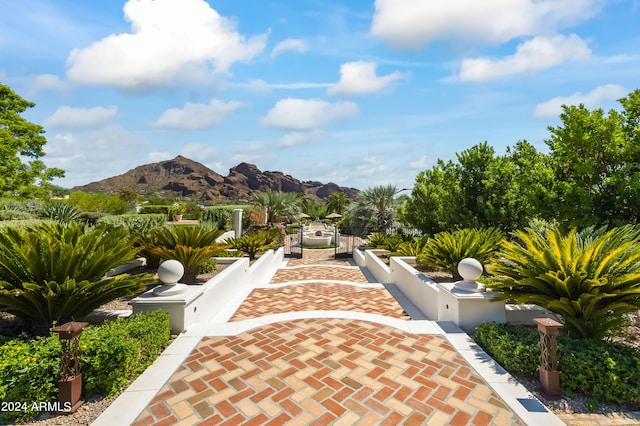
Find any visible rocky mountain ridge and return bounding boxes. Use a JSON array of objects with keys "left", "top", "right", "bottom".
[{"left": 72, "top": 156, "right": 359, "bottom": 201}]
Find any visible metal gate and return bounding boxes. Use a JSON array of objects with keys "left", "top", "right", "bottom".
[
  {"left": 284, "top": 224, "right": 303, "bottom": 258},
  {"left": 334, "top": 227, "right": 364, "bottom": 258}
]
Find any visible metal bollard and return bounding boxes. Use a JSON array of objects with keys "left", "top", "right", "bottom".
[
  {"left": 533, "top": 318, "right": 563, "bottom": 398},
  {"left": 52, "top": 321, "right": 89, "bottom": 413}
]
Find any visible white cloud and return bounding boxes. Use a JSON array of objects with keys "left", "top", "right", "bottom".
[
  {"left": 153, "top": 99, "right": 245, "bottom": 130},
  {"left": 534, "top": 84, "right": 627, "bottom": 117},
  {"left": 458, "top": 34, "right": 591, "bottom": 81},
  {"left": 270, "top": 38, "right": 308, "bottom": 59},
  {"left": 148, "top": 151, "right": 173, "bottom": 163},
  {"left": 370, "top": 0, "right": 600, "bottom": 48},
  {"left": 44, "top": 105, "right": 118, "bottom": 128},
  {"left": 278, "top": 130, "right": 329, "bottom": 147},
  {"left": 45, "top": 125, "right": 148, "bottom": 187},
  {"left": 328, "top": 61, "right": 406, "bottom": 96},
  {"left": 28, "top": 74, "right": 71, "bottom": 95},
  {"left": 65, "top": 0, "right": 267, "bottom": 90},
  {"left": 260, "top": 98, "right": 358, "bottom": 130},
  {"left": 409, "top": 155, "right": 429, "bottom": 168},
  {"left": 181, "top": 143, "right": 221, "bottom": 162}
]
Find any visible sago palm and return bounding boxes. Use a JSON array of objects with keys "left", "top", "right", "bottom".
[
  {"left": 488, "top": 225, "right": 640, "bottom": 339},
  {"left": 225, "top": 229, "right": 281, "bottom": 261},
  {"left": 150, "top": 225, "right": 229, "bottom": 282},
  {"left": 418, "top": 227, "right": 504, "bottom": 280},
  {"left": 0, "top": 222, "right": 154, "bottom": 333}
]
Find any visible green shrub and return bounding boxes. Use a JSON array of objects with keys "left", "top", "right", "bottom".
[
  {"left": 0, "top": 335, "right": 60, "bottom": 422},
  {"left": 0, "top": 222, "right": 155, "bottom": 333},
  {"left": 67, "top": 192, "right": 128, "bottom": 214},
  {"left": 82, "top": 310, "right": 171, "bottom": 395},
  {"left": 98, "top": 214, "right": 167, "bottom": 239},
  {"left": 0, "top": 209, "right": 35, "bottom": 221},
  {"left": 0, "top": 198, "right": 45, "bottom": 214},
  {"left": 474, "top": 323, "right": 640, "bottom": 406},
  {"left": 76, "top": 211, "right": 107, "bottom": 226},
  {"left": 417, "top": 227, "right": 505, "bottom": 280},
  {"left": 139, "top": 205, "right": 172, "bottom": 215},
  {"left": 488, "top": 225, "right": 640, "bottom": 339},
  {"left": 474, "top": 323, "right": 539, "bottom": 376},
  {"left": 199, "top": 257, "right": 217, "bottom": 274},
  {"left": 0, "top": 311, "right": 171, "bottom": 423},
  {"left": 0, "top": 219, "right": 50, "bottom": 229}
]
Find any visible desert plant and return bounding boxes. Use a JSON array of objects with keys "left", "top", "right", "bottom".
[
  {"left": 365, "top": 233, "right": 391, "bottom": 249},
  {"left": 0, "top": 222, "right": 154, "bottom": 333},
  {"left": 201, "top": 206, "right": 234, "bottom": 230},
  {"left": 417, "top": 227, "right": 505, "bottom": 280},
  {"left": 150, "top": 225, "right": 228, "bottom": 282},
  {"left": 397, "top": 235, "right": 430, "bottom": 256},
  {"left": 40, "top": 202, "right": 81, "bottom": 223},
  {"left": 488, "top": 225, "right": 640, "bottom": 339},
  {"left": 224, "top": 228, "right": 281, "bottom": 261}
]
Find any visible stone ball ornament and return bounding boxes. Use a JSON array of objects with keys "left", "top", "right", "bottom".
[
  {"left": 157, "top": 259, "right": 184, "bottom": 284},
  {"left": 154, "top": 259, "right": 187, "bottom": 296},
  {"left": 453, "top": 258, "right": 485, "bottom": 293}
]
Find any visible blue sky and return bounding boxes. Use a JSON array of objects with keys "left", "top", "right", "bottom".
[{"left": 2, "top": 0, "right": 639, "bottom": 191}]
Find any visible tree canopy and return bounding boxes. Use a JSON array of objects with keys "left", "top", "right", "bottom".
[
  {"left": 0, "top": 83, "right": 64, "bottom": 197},
  {"left": 402, "top": 88, "right": 640, "bottom": 234}
]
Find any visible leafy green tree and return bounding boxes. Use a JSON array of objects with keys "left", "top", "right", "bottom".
[
  {"left": 403, "top": 141, "right": 553, "bottom": 234},
  {"left": 489, "top": 225, "right": 640, "bottom": 339},
  {"left": 0, "top": 223, "right": 154, "bottom": 333},
  {"left": 0, "top": 83, "right": 64, "bottom": 197},
  {"left": 67, "top": 191, "right": 128, "bottom": 214},
  {"left": 546, "top": 89, "right": 640, "bottom": 228}
]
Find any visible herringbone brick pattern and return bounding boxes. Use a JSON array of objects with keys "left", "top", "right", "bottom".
[
  {"left": 132, "top": 319, "right": 524, "bottom": 426},
  {"left": 286, "top": 248, "right": 354, "bottom": 266},
  {"left": 270, "top": 266, "right": 369, "bottom": 284},
  {"left": 230, "top": 283, "right": 410, "bottom": 321}
]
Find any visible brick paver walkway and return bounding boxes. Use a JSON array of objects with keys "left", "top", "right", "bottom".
[
  {"left": 130, "top": 248, "right": 529, "bottom": 425},
  {"left": 132, "top": 319, "right": 523, "bottom": 426}
]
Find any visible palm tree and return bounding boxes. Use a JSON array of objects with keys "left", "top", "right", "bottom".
[
  {"left": 327, "top": 192, "right": 349, "bottom": 215},
  {"left": 360, "top": 185, "right": 400, "bottom": 233},
  {"left": 302, "top": 198, "right": 328, "bottom": 220},
  {"left": 253, "top": 190, "right": 303, "bottom": 224}
]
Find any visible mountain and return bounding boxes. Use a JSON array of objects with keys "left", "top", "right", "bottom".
[{"left": 71, "top": 156, "right": 360, "bottom": 201}]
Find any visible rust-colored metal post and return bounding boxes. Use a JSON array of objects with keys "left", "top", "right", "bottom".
[
  {"left": 533, "top": 318, "right": 563, "bottom": 399},
  {"left": 52, "top": 321, "right": 89, "bottom": 413}
]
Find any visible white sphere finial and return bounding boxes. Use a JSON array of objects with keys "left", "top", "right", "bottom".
[
  {"left": 454, "top": 258, "right": 485, "bottom": 293},
  {"left": 458, "top": 258, "right": 483, "bottom": 281},
  {"left": 154, "top": 260, "right": 187, "bottom": 296},
  {"left": 157, "top": 259, "right": 184, "bottom": 284}
]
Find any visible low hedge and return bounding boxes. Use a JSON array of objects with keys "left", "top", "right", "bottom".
[
  {"left": 97, "top": 214, "right": 167, "bottom": 238},
  {"left": 474, "top": 322, "right": 640, "bottom": 407},
  {"left": 0, "top": 209, "right": 36, "bottom": 221},
  {"left": 0, "top": 310, "right": 171, "bottom": 423}
]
